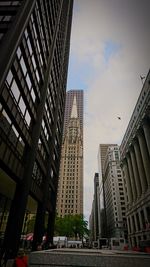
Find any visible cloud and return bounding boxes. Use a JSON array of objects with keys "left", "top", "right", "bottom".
[{"left": 67, "top": 0, "right": 150, "bottom": 221}]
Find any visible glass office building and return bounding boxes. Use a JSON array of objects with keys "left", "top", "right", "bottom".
[{"left": 0, "top": 0, "right": 73, "bottom": 259}]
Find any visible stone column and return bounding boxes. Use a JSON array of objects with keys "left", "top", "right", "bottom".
[
  {"left": 132, "top": 215, "right": 136, "bottom": 233},
  {"left": 127, "top": 217, "right": 131, "bottom": 234},
  {"left": 143, "top": 207, "right": 149, "bottom": 228},
  {"left": 127, "top": 153, "right": 137, "bottom": 202},
  {"left": 143, "top": 121, "right": 150, "bottom": 157},
  {"left": 138, "top": 130, "right": 150, "bottom": 187},
  {"left": 135, "top": 212, "right": 141, "bottom": 231},
  {"left": 123, "top": 159, "right": 133, "bottom": 204},
  {"left": 138, "top": 211, "right": 143, "bottom": 231},
  {"left": 130, "top": 216, "right": 134, "bottom": 234},
  {"left": 130, "top": 147, "right": 142, "bottom": 198},
  {"left": 133, "top": 139, "right": 147, "bottom": 193},
  {"left": 134, "top": 213, "right": 138, "bottom": 232}
]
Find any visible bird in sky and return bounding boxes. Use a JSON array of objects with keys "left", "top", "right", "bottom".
[
  {"left": 140, "top": 75, "right": 145, "bottom": 80},
  {"left": 117, "top": 116, "right": 121, "bottom": 120}
]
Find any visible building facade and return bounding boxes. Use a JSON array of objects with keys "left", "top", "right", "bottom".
[
  {"left": 120, "top": 70, "right": 150, "bottom": 247},
  {"left": 89, "top": 173, "right": 100, "bottom": 242},
  {"left": 0, "top": 0, "right": 73, "bottom": 259},
  {"left": 56, "top": 92, "right": 83, "bottom": 217},
  {"left": 89, "top": 200, "right": 95, "bottom": 244},
  {"left": 103, "top": 145, "right": 127, "bottom": 239},
  {"left": 97, "top": 144, "right": 115, "bottom": 237}
]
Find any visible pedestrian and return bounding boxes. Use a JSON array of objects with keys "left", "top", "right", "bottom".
[{"left": 14, "top": 249, "right": 28, "bottom": 267}]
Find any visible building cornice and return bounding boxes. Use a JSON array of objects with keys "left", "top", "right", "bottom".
[{"left": 120, "top": 70, "right": 150, "bottom": 160}]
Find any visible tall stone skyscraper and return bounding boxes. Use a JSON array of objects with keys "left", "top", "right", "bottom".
[
  {"left": 63, "top": 90, "right": 83, "bottom": 136},
  {"left": 102, "top": 145, "right": 127, "bottom": 239},
  {"left": 0, "top": 0, "right": 73, "bottom": 259},
  {"left": 57, "top": 90, "right": 83, "bottom": 217}
]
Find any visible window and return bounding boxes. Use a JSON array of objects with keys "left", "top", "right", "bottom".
[
  {"left": 26, "top": 74, "right": 32, "bottom": 90},
  {"left": 20, "top": 57, "right": 27, "bottom": 76},
  {"left": 11, "top": 80, "right": 20, "bottom": 102},
  {"left": 18, "top": 97, "right": 26, "bottom": 114},
  {"left": 6, "top": 70, "right": 13, "bottom": 85},
  {"left": 17, "top": 47, "right": 21, "bottom": 59},
  {"left": 25, "top": 110, "right": 31, "bottom": 126}
]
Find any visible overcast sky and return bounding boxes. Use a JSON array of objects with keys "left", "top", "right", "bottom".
[{"left": 67, "top": 0, "right": 150, "bottom": 221}]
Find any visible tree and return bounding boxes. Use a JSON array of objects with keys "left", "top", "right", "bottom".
[
  {"left": 54, "top": 215, "right": 73, "bottom": 237},
  {"left": 72, "top": 214, "right": 89, "bottom": 240},
  {"left": 54, "top": 214, "right": 89, "bottom": 240}
]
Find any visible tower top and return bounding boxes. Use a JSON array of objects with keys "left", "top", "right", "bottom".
[{"left": 71, "top": 96, "right": 78, "bottom": 118}]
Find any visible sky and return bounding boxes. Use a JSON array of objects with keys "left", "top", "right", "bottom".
[{"left": 67, "top": 0, "right": 150, "bottom": 221}]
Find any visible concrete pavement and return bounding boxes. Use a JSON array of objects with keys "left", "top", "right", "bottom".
[{"left": 29, "top": 248, "right": 150, "bottom": 267}]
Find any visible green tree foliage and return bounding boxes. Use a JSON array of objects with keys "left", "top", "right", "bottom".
[{"left": 54, "top": 214, "right": 89, "bottom": 239}]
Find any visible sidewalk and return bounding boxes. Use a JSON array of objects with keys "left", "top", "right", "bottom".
[{"left": 29, "top": 248, "right": 150, "bottom": 267}]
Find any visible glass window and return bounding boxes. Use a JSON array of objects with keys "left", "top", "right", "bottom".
[
  {"left": 36, "top": 69, "right": 40, "bottom": 82},
  {"left": 20, "top": 57, "right": 27, "bottom": 76},
  {"left": 17, "top": 47, "right": 21, "bottom": 59},
  {"left": 33, "top": 22, "right": 37, "bottom": 39},
  {"left": 12, "top": 125, "right": 19, "bottom": 138},
  {"left": 37, "top": 40, "right": 40, "bottom": 53},
  {"left": 2, "top": 109, "right": 11, "bottom": 124},
  {"left": 11, "top": 80, "right": 20, "bottom": 102},
  {"left": 19, "top": 97, "right": 26, "bottom": 114},
  {"left": 25, "top": 29, "right": 28, "bottom": 38},
  {"left": 26, "top": 74, "right": 32, "bottom": 90},
  {"left": 27, "top": 39, "right": 33, "bottom": 55},
  {"left": 31, "top": 89, "right": 36, "bottom": 102},
  {"left": 32, "top": 55, "right": 36, "bottom": 69},
  {"left": 25, "top": 110, "right": 31, "bottom": 126},
  {"left": 6, "top": 70, "right": 13, "bottom": 86}
]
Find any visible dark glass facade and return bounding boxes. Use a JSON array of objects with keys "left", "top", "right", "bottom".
[{"left": 0, "top": 0, "right": 73, "bottom": 259}]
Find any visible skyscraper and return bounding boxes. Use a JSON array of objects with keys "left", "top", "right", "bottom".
[
  {"left": 102, "top": 145, "right": 127, "bottom": 239},
  {"left": 89, "top": 173, "right": 100, "bottom": 242},
  {"left": 97, "top": 144, "right": 114, "bottom": 237},
  {"left": 56, "top": 90, "right": 83, "bottom": 217},
  {"left": 0, "top": 0, "right": 73, "bottom": 259},
  {"left": 63, "top": 90, "right": 83, "bottom": 136},
  {"left": 98, "top": 144, "right": 127, "bottom": 239}
]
